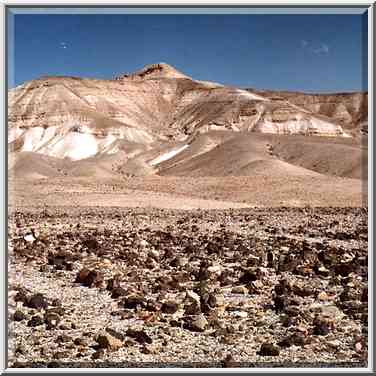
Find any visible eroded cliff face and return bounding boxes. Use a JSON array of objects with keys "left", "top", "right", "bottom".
[
  {"left": 8, "top": 63, "right": 353, "bottom": 161},
  {"left": 248, "top": 89, "right": 368, "bottom": 136}
]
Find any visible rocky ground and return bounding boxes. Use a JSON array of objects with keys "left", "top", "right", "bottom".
[{"left": 8, "top": 206, "right": 368, "bottom": 368}]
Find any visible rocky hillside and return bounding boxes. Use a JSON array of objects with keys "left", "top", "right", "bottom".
[
  {"left": 8, "top": 63, "right": 353, "bottom": 162},
  {"left": 247, "top": 89, "right": 368, "bottom": 137}
]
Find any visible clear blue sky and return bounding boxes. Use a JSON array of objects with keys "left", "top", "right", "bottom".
[{"left": 8, "top": 13, "right": 368, "bottom": 93}]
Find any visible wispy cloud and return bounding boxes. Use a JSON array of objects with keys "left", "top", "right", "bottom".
[
  {"left": 300, "top": 40, "right": 329, "bottom": 55},
  {"left": 313, "top": 43, "right": 329, "bottom": 55}
]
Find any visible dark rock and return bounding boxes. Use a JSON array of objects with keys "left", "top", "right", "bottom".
[
  {"left": 161, "top": 301, "right": 179, "bottom": 314},
  {"left": 361, "top": 288, "right": 368, "bottom": 303},
  {"left": 74, "top": 337, "right": 88, "bottom": 346},
  {"left": 105, "top": 327, "right": 125, "bottom": 341},
  {"left": 96, "top": 332, "right": 123, "bottom": 351},
  {"left": 273, "top": 295, "right": 285, "bottom": 313},
  {"left": 13, "top": 310, "right": 27, "bottom": 322},
  {"left": 313, "top": 324, "right": 330, "bottom": 336},
  {"left": 313, "top": 316, "right": 333, "bottom": 336},
  {"left": 65, "top": 262, "right": 73, "bottom": 271},
  {"left": 82, "top": 237, "right": 99, "bottom": 251},
  {"left": 145, "top": 300, "right": 162, "bottom": 312},
  {"left": 44, "top": 312, "right": 61, "bottom": 329},
  {"left": 258, "top": 343, "right": 280, "bottom": 356},
  {"left": 335, "top": 263, "right": 355, "bottom": 277},
  {"left": 278, "top": 332, "right": 306, "bottom": 348},
  {"left": 28, "top": 315, "right": 44, "bottom": 327},
  {"left": 39, "top": 264, "right": 49, "bottom": 273},
  {"left": 184, "top": 314, "right": 208, "bottom": 332},
  {"left": 14, "top": 289, "right": 29, "bottom": 305},
  {"left": 106, "top": 276, "right": 121, "bottom": 291},
  {"left": 26, "top": 294, "right": 48, "bottom": 310},
  {"left": 221, "top": 354, "right": 237, "bottom": 367},
  {"left": 292, "top": 285, "right": 315, "bottom": 298},
  {"left": 120, "top": 294, "right": 146, "bottom": 310},
  {"left": 126, "top": 328, "right": 152, "bottom": 344},
  {"left": 111, "top": 287, "right": 127, "bottom": 299},
  {"left": 75, "top": 268, "right": 104, "bottom": 288},
  {"left": 239, "top": 269, "right": 257, "bottom": 284},
  {"left": 184, "top": 301, "right": 201, "bottom": 315},
  {"left": 47, "top": 361, "right": 62, "bottom": 368},
  {"left": 56, "top": 334, "right": 72, "bottom": 343},
  {"left": 51, "top": 298, "right": 62, "bottom": 307},
  {"left": 92, "top": 349, "right": 105, "bottom": 360},
  {"left": 46, "top": 306, "right": 65, "bottom": 317}
]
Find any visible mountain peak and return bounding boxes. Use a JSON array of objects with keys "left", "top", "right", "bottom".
[{"left": 115, "top": 63, "right": 190, "bottom": 80}]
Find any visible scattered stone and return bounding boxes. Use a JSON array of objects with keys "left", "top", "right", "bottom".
[
  {"left": 13, "top": 310, "right": 27, "bottom": 322},
  {"left": 258, "top": 343, "right": 280, "bottom": 356},
  {"left": 28, "top": 315, "right": 44, "bottom": 327},
  {"left": 74, "top": 337, "right": 88, "bottom": 347},
  {"left": 26, "top": 293, "right": 48, "bottom": 310},
  {"left": 105, "top": 327, "right": 125, "bottom": 341},
  {"left": 126, "top": 328, "right": 153, "bottom": 344},
  {"left": 313, "top": 316, "right": 333, "bottom": 336},
  {"left": 161, "top": 301, "right": 180, "bottom": 314},
  {"left": 106, "top": 276, "right": 121, "bottom": 291},
  {"left": 184, "top": 314, "right": 208, "bottom": 332},
  {"left": 51, "top": 298, "right": 62, "bottom": 307},
  {"left": 222, "top": 354, "right": 237, "bottom": 367},
  {"left": 120, "top": 294, "right": 146, "bottom": 309},
  {"left": 44, "top": 312, "right": 61, "bottom": 329},
  {"left": 96, "top": 332, "right": 123, "bottom": 351},
  {"left": 56, "top": 334, "right": 72, "bottom": 343},
  {"left": 75, "top": 268, "right": 104, "bottom": 288},
  {"left": 239, "top": 269, "right": 258, "bottom": 284},
  {"left": 141, "top": 344, "right": 159, "bottom": 354},
  {"left": 111, "top": 287, "right": 127, "bottom": 299},
  {"left": 92, "top": 349, "right": 105, "bottom": 360}
]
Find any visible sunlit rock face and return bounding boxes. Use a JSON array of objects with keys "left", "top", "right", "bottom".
[
  {"left": 8, "top": 62, "right": 354, "bottom": 161},
  {"left": 247, "top": 88, "right": 368, "bottom": 137}
]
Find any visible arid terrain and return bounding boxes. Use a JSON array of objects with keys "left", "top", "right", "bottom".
[{"left": 8, "top": 63, "right": 368, "bottom": 368}]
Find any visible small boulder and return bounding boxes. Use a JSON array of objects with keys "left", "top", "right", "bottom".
[
  {"left": 13, "top": 310, "right": 27, "bottom": 322},
  {"left": 44, "top": 312, "right": 61, "bottom": 330},
  {"left": 26, "top": 293, "right": 48, "bottom": 310},
  {"left": 184, "top": 314, "right": 208, "bottom": 332},
  {"left": 28, "top": 315, "right": 44, "bottom": 327},
  {"left": 161, "top": 301, "right": 180, "bottom": 314},
  {"left": 96, "top": 332, "right": 123, "bottom": 351},
  {"left": 111, "top": 287, "right": 127, "bottom": 299},
  {"left": 258, "top": 343, "right": 280, "bottom": 356},
  {"left": 126, "top": 328, "right": 152, "bottom": 344}
]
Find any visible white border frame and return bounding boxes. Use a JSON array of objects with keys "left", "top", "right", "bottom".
[{"left": 1, "top": 1, "right": 373, "bottom": 373}]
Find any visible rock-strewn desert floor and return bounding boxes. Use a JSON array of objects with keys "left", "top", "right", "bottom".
[
  {"left": 7, "top": 62, "right": 368, "bottom": 368},
  {"left": 8, "top": 202, "right": 368, "bottom": 368}
]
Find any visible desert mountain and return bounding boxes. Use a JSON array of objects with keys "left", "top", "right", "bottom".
[
  {"left": 8, "top": 63, "right": 367, "bottom": 182},
  {"left": 248, "top": 88, "right": 368, "bottom": 137}
]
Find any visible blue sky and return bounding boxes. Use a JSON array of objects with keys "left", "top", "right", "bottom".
[{"left": 8, "top": 13, "right": 368, "bottom": 93}]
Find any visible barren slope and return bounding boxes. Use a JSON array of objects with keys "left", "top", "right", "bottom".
[
  {"left": 9, "top": 63, "right": 351, "bottom": 164},
  {"left": 248, "top": 89, "right": 368, "bottom": 136}
]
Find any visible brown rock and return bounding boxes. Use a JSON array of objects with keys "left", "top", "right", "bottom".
[
  {"left": 44, "top": 312, "right": 61, "bottom": 329},
  {"left": 26, "top": 293, "right": 48, "bottom": 310},
  {"left": 13, "top": 310, "right": 27, "bottom": 322},
  {"left": 258, "top": 343, "right": 280, "bottom": 356},
  {"left": 126, "top": 328, "right": 152, "bottom": 344},
  {"left": 96, "top": 332, "right": 123, "bottom": 351}
]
